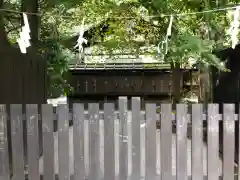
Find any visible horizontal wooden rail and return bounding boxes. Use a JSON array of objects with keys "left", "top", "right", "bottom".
[{"left": 0, "top": 107, "right": 239, "bottom": 121}]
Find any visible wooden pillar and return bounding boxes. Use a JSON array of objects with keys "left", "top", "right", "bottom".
[
  {"left": 171, "top": 63, "right": 182, "bottom": 104},
  {"left": 199, "top": 64, "right": 211, "bottom": 108}
]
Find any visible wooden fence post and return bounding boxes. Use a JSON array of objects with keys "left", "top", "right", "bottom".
[
  {"left": 131, "top": 97, "right": 141, "bottom": 180},
  {"left": 191, "top": 104, "right": 203, "bottom": 180},
  {"left": 26, "top": 104, "right": 39, "bottom": 180},
  {"left": 42, "top": 104, "right": 55, "bottom": 180},
  {"left": 160, "top": 104, "right": 172, "bottom": 180},
  {"left": 10, "top": 104, "right": 24, "bottom": 180},
  {"left": 73, "top": 103, "right": 85, "bottom": 180},
  {"left": 207, "top": 104, "right": 219, "bottom": 180},
  {"left": 176, "top": 104, "right": 188, "bottom": 180},
  {"left": 57, "top": 104, "right": 70, "bottom": 180},
  {"left": 145, "top": 103, "right": 156, "bottom": 180},
  {"left": 118, "top": 97, "right": 128, "bottom": 180},
  {"left": 223, "top": 104, "right": 235, "bottom": 180},
  {"left": 88, "top": 103, "right": 100, "bottom": 180},
  {"left": 0, "top": 105, "right": 10, "bottom": 180},
  {"left": 104, "top": 103, "right": 115, "bottom": 180}
]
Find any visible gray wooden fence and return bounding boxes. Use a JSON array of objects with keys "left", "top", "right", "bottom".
[{"left": 0, "top": 97, "right": 238, "bottom": 180}]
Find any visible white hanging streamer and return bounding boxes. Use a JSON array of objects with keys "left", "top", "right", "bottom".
[
  {"left": 23, "top": 13, "right": 30, "bottom": 33},
  {"left": 167, "top": 15, "right": 174, "bottom": 37},
  {"left": 17, "top": 13, "right": 31, "bottom": 54},
  {"left": 157, "top": 15, "right": 174, "bottom": 59},
  {"left": 227, "top": 6, "right": 240, "bottom": 49},
  {"left": 74, "top": 18, "right": 88, "bottom": 59},
  {"left": 164, "top": 15, "right": 174, "bottom": 54}
]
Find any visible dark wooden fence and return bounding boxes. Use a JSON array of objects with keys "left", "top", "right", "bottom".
[
  {"left": 0, "top": 56, "right": 47, "bottom": 104},
  {"left": 0, "top": 97, "right": 239, "bottom": 180}
]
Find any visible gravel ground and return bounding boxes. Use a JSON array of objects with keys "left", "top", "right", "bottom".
[{"left": 38, "top": 112, "right": 224, "bottom": 179}]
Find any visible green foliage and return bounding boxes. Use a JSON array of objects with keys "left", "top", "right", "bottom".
[
  {"left": 167, "top": 35, "right": 225, "bottom": 69},
  {"left": 38, "top": 17, "right": 74, "bottom": 97}
]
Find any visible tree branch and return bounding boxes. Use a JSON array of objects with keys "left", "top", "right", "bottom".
[
  {"left": 4, "top": 14, "right": 20, "bottom": 30},
  {"left": 6, "top": 25, "right": 21, "bottom": 33}
]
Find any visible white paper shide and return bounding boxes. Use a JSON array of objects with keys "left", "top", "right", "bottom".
[
  {"left": 17, "top": 13, "right": 31, "bottom": 54},
  {"left": 74, "top": 18, "right": 88, "bottom": 58},
  {"left": 227, "top": 6, "right": 240, "bottom": 49}
]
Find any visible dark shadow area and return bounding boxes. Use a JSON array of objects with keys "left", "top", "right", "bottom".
[{"left": 212, "top": 44, "right": 240, "bottom": 164}]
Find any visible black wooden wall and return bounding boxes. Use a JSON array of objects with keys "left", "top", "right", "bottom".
[
  {"left": 212, "top": 44, "right": 240, "bottom": 112},
  {"left": 0, "top": 53, "right": 47, "bottom": 104},
  {"left": 68, "top": 69, "right": 179, "bottom": 109}
]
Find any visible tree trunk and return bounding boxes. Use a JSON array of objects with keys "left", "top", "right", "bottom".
[
  {"left": 171, "top": 62, "right": 182, "bottom": 104},
  {"left": 21, "top": 0, "right": 44, "bottom": 164},
  {"left": 0, "top": 0, "right": 44, "bottom": 104}
]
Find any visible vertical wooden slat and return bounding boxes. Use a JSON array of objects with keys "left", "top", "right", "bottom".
[
  {"left": 42, "top": 104, "right": 55, "bottom": 180},
  {"left": 88, "top": 103, "right": 100, "bottom": 180},
  {"left": 0, "top": 105, "right": 10, "bottom": 180},
  {"left": 0, "top": 60, "right": 3, "bottom": 102},
  {"left": 176, "top": 104, "right": 188, "bottom": 180},
  {"left": 43, "top": 60, "right": 47, "bottom": 101},
  {"left": 145, "top": 103, "right": 156, "bottom": 180},
  {"left": 38, "top": 104, "right": 43, "bottom": 163},
  {"left": 26, "top": 104, "right": 39, "bottom": 180},
  {"left": 118, "top": 97, "right": 128, "bottom": 180},
  {"left": 57, "top": 104, "right": 69, "bottom": 180},
  {"left": 238, "top": 105, "right": 240, "bottom": 180},
  {"left": 191, "top": 104, "right": 203, "bottom": 180},
  {"left": 10, "top": 104, "right": 25, "bottom": 180},
  {"left": 31, "top": 59, "right": 36, "bottom": 103},
  {"left": 36, "top": 61, "right": 40, "bottom": 103},
  {"left": 131, "top": 97, "right": 140, "bottom": 180},
  {"left": 73, "top": 103, "right": 85, "bottom": 180},
  {"left": 207, "top": 104, "right": 219, "bottom": 180},
  {"left": 160, "top": 104, "right": 172, "bottom": 180},
  {"left": 104, "top": 103, "right": 115, "bottom": 180},
  {"left": 25, "top": 59, "right": 32, "bottom": 103},
  {"left": 223, "top": 104, "right": 235, "bottom": 180}
]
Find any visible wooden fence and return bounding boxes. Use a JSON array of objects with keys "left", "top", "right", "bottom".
[
  {"left": 0, "top": 97, "right": 238, "bottom": 180},
  {"left": 0, "top": 55, "right": 47, "bottom": 104}
]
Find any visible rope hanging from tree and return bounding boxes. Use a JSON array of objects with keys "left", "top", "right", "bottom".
[
  {"left": 10, "top": 4, "right": 240, "bottom": 54},
  {"left": 0, "top": 5, "right": 239, "bottom": 18}
]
